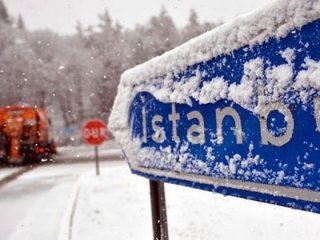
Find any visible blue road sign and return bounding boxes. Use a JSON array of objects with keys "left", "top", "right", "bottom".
[{"left": 110, "top": 0, "right": 320, "bottom": 213}]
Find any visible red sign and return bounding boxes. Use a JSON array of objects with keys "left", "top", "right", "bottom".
[{"left": 81, "top": 119, "right": 108, "bottom": 145}]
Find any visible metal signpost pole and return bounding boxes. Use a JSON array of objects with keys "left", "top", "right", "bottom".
[
  {"left": 149, "top": 180, "right": 169, "bottom": 240},
  {"left": 94, "top": 146, "right": 100, "bottom": 176}
]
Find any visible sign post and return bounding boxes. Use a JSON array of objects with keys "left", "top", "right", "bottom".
[
  {"left": 149, "top": 180, "right": 168, "bottom": 240},
  {"left": 94, "top": 146, "right": 100, "bottom": 175},
  {"left": 81, "top": 119, "right": 108, "bottom": 175}
]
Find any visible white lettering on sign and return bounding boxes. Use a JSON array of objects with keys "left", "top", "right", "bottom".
[
  {"left": 258, "top": 86, "right": 294, "bottom": 146},
  {"left": 83, "top": 128, "right": 106, "bottom": 139},
  {"left": 152, "top": 115, "right": 166, "bottom": 143},
  {"left": 314, "top": 97, "right": 320, "bottom": 131},
  {"left": 141, "top": 97, "right": 147, "bottom": 143},
  {"left": 216, "top": 107, "right": 243, "bottom": 144},
  {"left": 140, "top": 96, "right": 320, "bottom": 147},
  {"left": 99, "top": 127, "right": 108, "bottom": 138},
  {"left": 259, "top": 102, "right": 294, "bottom": 146},
  {"left": 168, "top": 103, "right": 180, "bottom": 144},
  {"left": 187, "top": 111, "right": 205, "bottom": 145}
]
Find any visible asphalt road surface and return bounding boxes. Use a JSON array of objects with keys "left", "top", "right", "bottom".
[{"left": 0, "top": 160, "right": 123, "bottom": 240}]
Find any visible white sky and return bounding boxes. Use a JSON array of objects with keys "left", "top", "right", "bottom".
[{"left": 3, "top": 0, "right": 273, "bottom": 35}]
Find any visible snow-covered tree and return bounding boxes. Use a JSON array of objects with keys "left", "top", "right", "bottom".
[
  {"left": 0, "top": 0, "right": 10, "bottom": 24},
  {"left": 17, "top": 14, "right": 25, "bottom": 30},
  {"left": 181, "top": 9, "right": 222, "bottom": 42},
  {"left": 0, "top": 4, "right": 221, "bottom": 137}
]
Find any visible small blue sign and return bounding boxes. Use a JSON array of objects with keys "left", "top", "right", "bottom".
[
  {"left": 107, "top": 1, "right": 320, "bottom": 214},
  {"left": 63, "top": 127, "right": 76, "bottom": 134}
]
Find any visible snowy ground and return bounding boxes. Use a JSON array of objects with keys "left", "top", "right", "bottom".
[{"left": 71, "top": 162, "right": 320, "bottom": 240}]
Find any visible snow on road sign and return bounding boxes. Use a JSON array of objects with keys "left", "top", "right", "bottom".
[
  {"left": 109, "top": 0, "right": 320, "bottom": 213},
  {"left": 81, "top": 119, "right": 108, "bottom": 145}
]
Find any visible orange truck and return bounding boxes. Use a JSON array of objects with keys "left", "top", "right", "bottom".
[{"left": 0, "top": 104, "right": 56, "bottom": 164}]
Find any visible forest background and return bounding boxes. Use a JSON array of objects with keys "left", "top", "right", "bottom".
[{"left": 0, "top": 1, "right": 221, "bottom": 143}]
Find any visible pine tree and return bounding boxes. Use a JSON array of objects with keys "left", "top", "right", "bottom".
[
  {"left": 0, "top": 0, "right": 9, "bottom": 24},
  {"left": 143, "top": 7, "right": 179, "bottom": 57},
  {"left": 17, "top": 14, "right": 25, "bottom": 30},
  {"left": 83, "top": 9, "right": 126, "bottom": 119},
  {"left": 181, "top": 9, "right": 221, "bottom": 42},
  {"left": 182, "top": 9, "right": 202, "bottom": 42}
]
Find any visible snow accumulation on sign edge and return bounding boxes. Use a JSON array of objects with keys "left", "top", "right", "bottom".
[{"left": 109, "top": 0, "right": 320, "bottom": 213}]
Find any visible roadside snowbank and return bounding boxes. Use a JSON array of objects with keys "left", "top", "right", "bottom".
[
  {"left": 55, "top": 141, "right": 123, "bottom": 162},
  {"left": 0, "top": 167, "right": 24, "bottom": 182}
]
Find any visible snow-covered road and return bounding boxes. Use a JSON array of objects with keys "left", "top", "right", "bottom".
[{"left": 0, "top": 160, "right": 122, "bottom": 240}]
